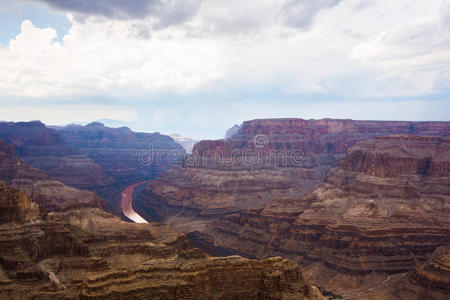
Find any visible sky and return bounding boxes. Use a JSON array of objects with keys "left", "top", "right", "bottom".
[{"left": 0, "top": 0, "right": 449, "bottom": 139}]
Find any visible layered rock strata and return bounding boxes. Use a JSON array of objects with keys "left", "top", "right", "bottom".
[
  {"left": 0, "top": 139, "right": 105, "bottom": 211},
  {"left": 137, "top": 123, "right": 450, "bottom": 298},
  {"left": 211, "top": 135, "right": 450, "bottom": 296},
  {"left": 0, "top": 180, "right": 323, "bottom": 300},
  {"left": 136, "top": 119, "right": 450, "bottom": 218},
  {"left": 0, "top": 121, "right": 113, "bottom": 190},
  {"left": 54, "top": 122, "right": 185, "bottom": 210}
]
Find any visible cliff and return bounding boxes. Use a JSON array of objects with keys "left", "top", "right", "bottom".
[
  {"left": 0, "top": 180, "right": 323, "bottom": 300},
  {"left": 136, "top": 119, "right": 450, "bottom": 218},
  {"left": 54, "top": 122, "right": 186, "bottom": 210},
  {"left": 0, "top": 181, "right": 44, "bottom": 224},
  {"left": 0, "top": 121, "right": 113, "bottom": 190},
  {"left": 135, "top": 118, "right": 450, "bottom": 298},
  {"left": 212, "top": 135, "right": 450, "bottom": 297},
  {"left": 0, "top": 139, "right": 105, "bottom": 211}
]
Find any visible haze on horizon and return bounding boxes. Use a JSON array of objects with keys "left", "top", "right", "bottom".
[{"left": 0, "top": 0, "right": 449, "bottom": 139}]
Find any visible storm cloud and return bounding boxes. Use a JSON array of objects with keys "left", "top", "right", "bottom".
[
  {"left": 33, "top": 0, "right": 203, "bottom": 27},
  {"left": 280, "top": 0, "right": 342, "bottom": 29}
]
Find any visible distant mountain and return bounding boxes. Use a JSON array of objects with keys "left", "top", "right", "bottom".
[
  {"left": 225, "top": 124, "right": 241, "bottom": 139},
  {"left": 0, "top": 138, "right": 105, "bottom": 211},
  {"left": 0, "top": 121, "right": 185, "bottom": 213},
  {"left": 0, "top": 121, "right": 113, "bottom": 191},
  {"left": 94, "top": 118, "right": 131, "bottom": 128},
  {"left": 169, "top": 133, "right": 198, "bottom": 153}
]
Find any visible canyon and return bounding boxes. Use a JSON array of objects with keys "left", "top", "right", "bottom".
[
  {"left": 0, "top": 135, "right": 324, "bottom": 299},
  {"left": 1, "top": 117, "right": 449, "bottom": 299},
  {"left": 135, "top": 118, "right": 450, "bottom": 299},
  {"left": 0, "top": 121, "right": 184, "bottom": 213}
]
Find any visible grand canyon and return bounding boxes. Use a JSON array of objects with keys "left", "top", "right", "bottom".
[
  {"left": 0, "top": 118, "right": 448, "bottom": 299},
  {"left": 1, "top": 1, "right": 449, "bottom": 298}
]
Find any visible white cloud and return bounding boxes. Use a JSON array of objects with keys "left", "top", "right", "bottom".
[
  {"left": 351, "top": 12, "right": 450, "bottom": 96},
  {"left": 0, "top": 0, "right": 449, "bottom": 101},
  {"left": 0, "top": 15, "right": 225, "bottom": 98}
]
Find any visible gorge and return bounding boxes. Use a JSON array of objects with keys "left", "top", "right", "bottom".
[
  {"left": 0, "top": 118, "right": 449, "bottom": 299},
  {"left": 134, "top": 118, "right": 450, "bottom": 299}
]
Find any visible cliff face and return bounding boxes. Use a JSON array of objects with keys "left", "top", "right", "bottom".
[
  {"left": 0, "top": 121, "right": 113, "bottom": 190},
  {"left": 54, "top": 122, "right": 186, "bottom": 210},
  {"left": 0, "top": 139, "right": 105, "bottom": 211},
  {"left": 137, "top": 119, "right": 450, "bottom": 219},
  {"left": 0, "top": 180, "right": 323, "bottom": 300},
  {"left": 212, "top": 135, "right": 450, "bottom": 297},
  {"left": 0, "top": 121, "right": 185, "bottom": 213},
  {"left": 0, "top": 181, "right": 44, "bottom": 224},
  {"left": 136, "top": 119, "right": 450, "bottom": 298}
]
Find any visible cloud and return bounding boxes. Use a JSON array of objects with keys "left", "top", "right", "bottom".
[
  {"left": 33, "top": 0, "right": 203, "bottom": 28},
  {"left": 1, "top": 0, "right": 449, "bottom": 102},
  {"left": 350, "top": 0, "right": 376, "bottom": 11},
  {"left": 351, "top": 14, "right": 450, "bottom": 96},
  {"left": 0, "top": 18, "right": 225, "bottom": 98},
  {"left": 280, "top": 0, "right": 342, "bottom": 29},
  {"left": 442, "top": 0, "right": 450, "bottom": 26}
]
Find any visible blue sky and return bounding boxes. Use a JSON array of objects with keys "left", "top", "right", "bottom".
[{"left": 0, "top": 0, "right": 449, "bottom": 139}]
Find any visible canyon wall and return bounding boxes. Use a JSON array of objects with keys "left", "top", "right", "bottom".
[
  {"left": 0, "top": 181, "right": 323, "bottom": 299},
  {"left": 54, "top": 122, "right": 185, "bottom": 210},
  {"left": 0, "top": 121, "right": 113, "bottom": 190},
  {"left": 136, "top": 118, "right": 450, "bottom": 298},
  {"left": 136, "top": 119, "right": 450, "bottom": 218},
  {"left": 0, "top": 138, "right": 105, "bottom": 211},
  {"left": 0, "top": 121, "right": 185, "bottom": 212}
]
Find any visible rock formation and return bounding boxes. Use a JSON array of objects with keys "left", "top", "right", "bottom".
[
  {"left": 0, "top": 181, "right": 323, "bottom": 299},
  {"left": 0, "top": 181, "right": 44, "bottom": 224},
  {"left": 54, "top": 122, "right": 185, "bottom": 210},
  {"left": 135, "top": 118, "right": 450, "bottom": 298},
  {"left": 0, "top": 138, "right": 105, "bottom": 211},
  {"left": 136, "top": 118, "right": 450, "bottom": 218},
  {"left": 212, "top": 135, "right": 450, "bottom": 297},
  {"left": 0, "top": 121, "right": 113, "bottom": 191}
]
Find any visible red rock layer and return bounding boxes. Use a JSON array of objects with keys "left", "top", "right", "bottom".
[
  {"left": 0, "top": 181, "right": 323, "bottom": 300},
  {"left": 136, "top": 119, "right": 450, "bottom": 219},
  {"left": 54, "top": 122, "right": 186, "bottom": 211},
  {"left": 211, "top": 135, "right": 450, "bottom": 297},
  {"left": 0, "top": 139, "right": 105, "bottom": 211},
  {"left": 0, "top": 121, "right": 113, "bottom": 190}
]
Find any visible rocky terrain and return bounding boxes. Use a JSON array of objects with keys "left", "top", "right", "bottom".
[
  {"left": 0, "top": 138, "right": 105, "bottom": 211},
  {"left": 209, "top": 135, "right": 450, "bottom": 295},
  {"left": 0, "top": 181, "right": 323, "bottom": 299},
  {"left": 54, "top": 122, "right": 185, "bottom": 210},
  {"left": 136, "top": 119, "right": 450, "bottom": 218},
  {"left": 0, "top": 121, "right": 113, "bottom": 191},
  {"left": 135, "top": 119, "right": 450, "bottom": 298},
  {"left": 0, "top": 121, "right": 185, "bottom": 212}
]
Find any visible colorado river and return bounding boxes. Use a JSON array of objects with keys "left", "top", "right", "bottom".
[{"left": 121, "top": 180, "right": 152, "bottom": 223}]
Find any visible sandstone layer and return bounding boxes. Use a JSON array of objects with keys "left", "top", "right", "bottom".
[
  {"left": 211, "top": 135, "right": 450, "bottom": 297},
  {"left": 54, "top": 122, "right": 185, "bottom": 211},
  {"left": 0, "top": 180, "right": 323, "bottom": 300},
  {"left": 0, "top": 121, "right": 113, "bottom": 190},
  {"left": 136, "top": 118, "right": 450, "bottom": 298},
  {"left": 137, "top": 119, "right": 450, "bottom": 219},
  {"left": 0, "top": 138, "right": 105, "bottom": 211}
]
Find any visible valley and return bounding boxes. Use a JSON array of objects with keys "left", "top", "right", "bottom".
[{"left": 0, "top": 118, "right": 448, "bottom": 299}]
